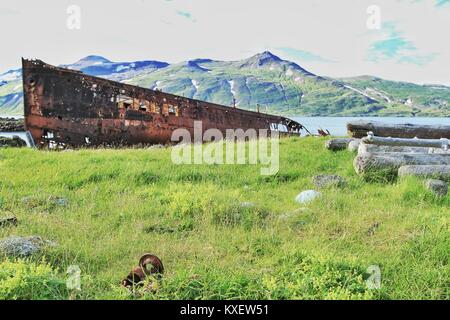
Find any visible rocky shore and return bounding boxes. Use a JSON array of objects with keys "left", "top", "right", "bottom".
[{"left": 0, "top": 117, "right": 25, "bottom": 132}]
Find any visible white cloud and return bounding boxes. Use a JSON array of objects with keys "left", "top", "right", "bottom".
[{"left": 0, "top": 0, "right": 449, "bottom": 85}]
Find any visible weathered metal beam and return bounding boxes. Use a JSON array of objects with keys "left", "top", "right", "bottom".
[{"left": 325, "top": 138, "right": 357, "bottom": 151}]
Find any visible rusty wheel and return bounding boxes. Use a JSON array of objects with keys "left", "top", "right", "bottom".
[{"left": 139, "top": 254, "right": 164, "bottom": 275}]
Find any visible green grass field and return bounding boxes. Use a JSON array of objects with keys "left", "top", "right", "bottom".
[{"left": 0, "top": 137, "right": 448, "bottom": 300}]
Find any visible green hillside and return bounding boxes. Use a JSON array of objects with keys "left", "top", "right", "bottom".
[
  {"left": 339, "top": 76, "right": 450, "bottom": 117},
  {"left": 125, "top": 53, "right": 378, "bottom": 116}
]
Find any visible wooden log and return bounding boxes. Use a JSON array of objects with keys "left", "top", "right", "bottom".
[
  {"left": 347, "top": 139, "right": 361, "bottom": 152},
  {"left": 354, "top": 153, "right": 450, "bottom": 177},
  {"left": 325, "top": 138, "right": 355, "bottom": 151},
  {"left": 358, "top": 143, "right": 431, "bottom": 155},
  {"left": 429, "top": 148, "right": 450, "bottom": 154},
  {"left": 347, "top": 120, "right": 450, "bottom": 139},
  {"left": 398, "top": 165, "right": 450, "bottom": 182},
  {"left": 362, "top": 134, "right": 449, "bottom": 149}
]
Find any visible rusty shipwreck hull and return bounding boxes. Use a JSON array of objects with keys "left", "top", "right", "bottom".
[{"left": 22, "top": 59, "right": 303, "bottom": 148}]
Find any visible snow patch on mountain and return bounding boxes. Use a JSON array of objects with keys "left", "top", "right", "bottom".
[
  {"left": 228, "top": 80, "right": 235, "bottom": 96},
  {"left": 343, "top": 85, "right": 379, "bottom": 102},
  {"left": 116, "top": 65, "right": 131, "bottom": 72},
  {"left": 365, "top": 87, "right": 392, "bottom": 103},
  {"left": 228, "top": 80, "right": 238, "bottom": 105},
  {"left": 152, "top": 81, "right": 163, "bottom": 90},
  {"left": 191, "top": 79, "right": 200, "bottom": 91}
]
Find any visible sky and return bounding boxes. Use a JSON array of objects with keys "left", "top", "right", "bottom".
[{"left": 0, "top": 0, "right": 449, "bottom": 85}]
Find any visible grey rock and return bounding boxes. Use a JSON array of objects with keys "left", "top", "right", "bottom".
[
  {"left": 52, "top": 197, "right": 68, "bottom": 206},
  {"left": 0, "top": 236, "right": 56, "bottom": 258},
  {"left": 22, "top": 196, "right": 68, "bottom": 207},
  {"left": 295, "top": 190, "right": 322, "bottom": 204},
  {"left": 325, "top": 138, "right": 354, "bottom": 151},
  {"left": 313, "top": 174, "right": 347, "bottom": 189},
  {"left": 424, "top": 179, "right": 448, "bottom": 197}
]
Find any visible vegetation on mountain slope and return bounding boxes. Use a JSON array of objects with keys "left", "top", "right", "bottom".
[{"left": 339, "top": 76, "right": 450, "bottom": 117}]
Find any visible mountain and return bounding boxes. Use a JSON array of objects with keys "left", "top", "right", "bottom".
[
  {"left": 61, "top": 55, "right": 169, "bottom": 78},
  {"left": 0, "top": 52, "right": 449, "bottom": 117},
  {"left": 237, "top": 51, "right": 316, "bottom": 77}
]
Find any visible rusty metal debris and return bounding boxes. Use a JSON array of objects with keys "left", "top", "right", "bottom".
[
  {"left": 318, "top": 129, "right": 331, "bottom": 137},
  {"left": 121, "top": 254, "right": 164, "bottom": 289},
  {"left": 22, "top": 59, "right": 306, "bottom": 148}
]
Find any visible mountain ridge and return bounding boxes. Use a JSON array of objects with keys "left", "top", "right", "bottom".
[{"left": 0, "top": 52, "right": 448, "bottom": 117}]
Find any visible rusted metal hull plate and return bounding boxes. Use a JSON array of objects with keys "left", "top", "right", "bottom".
[{"left": 22, "top": 59, "right": 303, "bottom": 148}]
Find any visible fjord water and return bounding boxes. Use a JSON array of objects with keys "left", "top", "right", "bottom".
[{"left": 292, "top": 117, "right": 450, "bottom": 137}]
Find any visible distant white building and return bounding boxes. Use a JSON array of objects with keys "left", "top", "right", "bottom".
[{"left": 405, "top": 98, "right": 414, "bottom": 106}]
